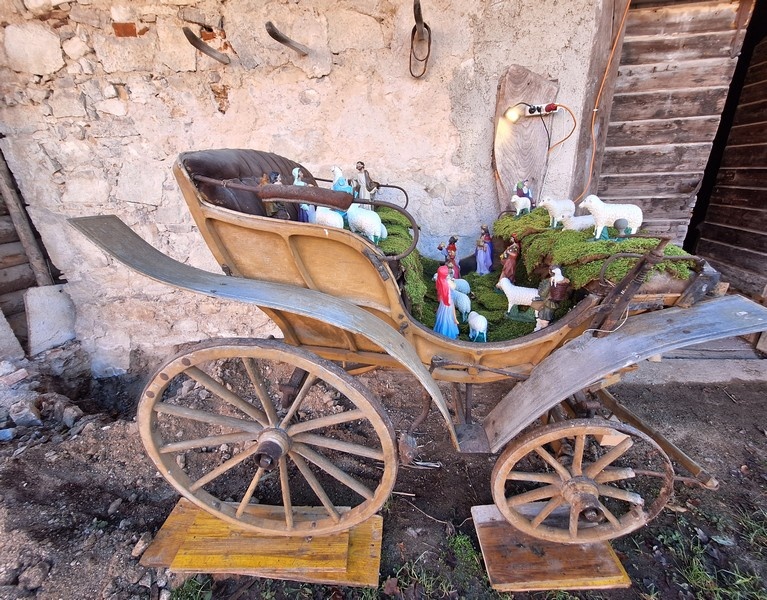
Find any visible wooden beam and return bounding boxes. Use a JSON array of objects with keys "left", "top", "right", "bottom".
[
  {"left": 605, "top": 116, "right": 721, "bottom": 146},
  {"left": 610, "top": 88, "right": 728, "bottom": 121},
  {"left": 600, "top": 172, "right": 701, "bottom": 196},
  {"left": 715, "top": 167, "right": 767, "bottom": 188},
  {"left": 710, "top": 186, "right": 767, "bottom": 210},
  {"left": 720, "top": 143, "right": 767, "bottom": 169},
  {"left": 625, "top": 2, "right": 740, "bottom": 36},
  {"left": 703, "top": 204, "right": 767, "bottom": 230},
  {"left": 601, "top": 144, "right": 712, "bottom": 174},
  {"left": 0, "top": 242, "right": 28, "bottom": 270},
  {"left": 0, "top": 263, "right": 35, "bottom": 295},
  {"left": 699, "top": 222, "right": 767, "bottom": 254},
  {"left": 697, "top": 238, "right": 767, "bottom": 275},
  {"left": 621, "top": 30, "right": 737, "bottom": 65},
  {"left": 0, "top": 154, "right": 52, "bottom": 287},
  {"left": 569, "top": 0, "right": 631, "bottom": 201},
  {"left": 0, "top": 216, "right": 19, "bottom": 244},
  {"left": 615, "top": 58, "right": 735, "bottom": 93}
]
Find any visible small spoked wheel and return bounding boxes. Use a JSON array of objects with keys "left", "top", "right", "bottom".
[
  {"left": 138, "top": 338, "right": 397, "bottom": 536},
  {"left": 492, "top": 418, "right": 674, "bottom": 544}
]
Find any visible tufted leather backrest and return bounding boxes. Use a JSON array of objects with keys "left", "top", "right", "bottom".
[{"left": 179, "top": 149, "right": 318, "bottom": 220}]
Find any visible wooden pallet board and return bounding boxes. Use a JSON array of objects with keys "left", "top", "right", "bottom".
[
  {"left": 140, "top": 499, "right": 382, "bottom": 588},
  {"left": 472, "top": 505, "right": 631, "bottom": 592}
]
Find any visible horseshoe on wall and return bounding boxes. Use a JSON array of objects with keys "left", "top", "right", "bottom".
[
  {"left": 410, "top": 0, "right": 431, "bottom": 78},
  {"left": 265, "top": 21, "right": 310, "bottom": 56},
  {"left": 182, "top": 26, "right": 231, "bottom": 64}
]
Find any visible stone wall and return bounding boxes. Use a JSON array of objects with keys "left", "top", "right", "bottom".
[{"left": 0, "top": 0, "right": 602, "bottom": 376}]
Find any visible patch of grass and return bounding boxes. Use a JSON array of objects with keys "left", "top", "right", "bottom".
[
  {"left": 736, "top": 506, "right": 767, "bottom": 552},
  {"left": 394, "top": 558, "right": 454, "bottom": 598},
  {"left": 447, "top": 532, "right": 483, "bottom": 580},
  {"left": 171, "top": 575, "right": 212, "bottom": 600}
]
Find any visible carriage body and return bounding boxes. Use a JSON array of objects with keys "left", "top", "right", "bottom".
[{"left": 69, "top": 149, "right": 767, "bottom": 545}]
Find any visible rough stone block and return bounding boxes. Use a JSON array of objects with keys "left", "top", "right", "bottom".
[
  {"left": 24, "top": 285, "right": 76, "bottom": 357},
  {"left": 4, "top": 23, "right": 64, "bottom": 75},
  {"left": 0, "top": 312, "right": 24, "bottom": 360}
]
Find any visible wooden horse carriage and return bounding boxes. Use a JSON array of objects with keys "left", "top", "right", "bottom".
[{"left": 70, "top": 149, "right": 767, "bottom": 546}]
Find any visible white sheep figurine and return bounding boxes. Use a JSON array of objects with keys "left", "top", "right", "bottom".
[
  {"left": 510, "top": 195, "right": 530, "bottom": 217},
  {"left": 300, "top": 204, "right": 345, "bottom": 230},
  {"left": 433, "top": 274, "right": 471, "bottom": 296},
  {"left": 346, "top": 203, "right": 386, "bottom": 244},
  {"left": 562, "top": 214, "right": 596, "bottom": 232},
  {"left": 539, "top": 197, "right": 575, "bottom": 228},
  {"left": 580, "top": 194, "right": 643, "bottom": 240},
  {"left": 467, "top": 311, "right": 488, "bottom": 343},
  {"left": 451, "top": 289, "right": 471, "bottom": 322},
  {"left": 496, "top": 277, "right": 540, "bottom": 315}
]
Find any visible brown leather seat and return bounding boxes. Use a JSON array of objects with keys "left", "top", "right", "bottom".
[{"left": 179, "top": 149, "right": 318, "bottom": 221}]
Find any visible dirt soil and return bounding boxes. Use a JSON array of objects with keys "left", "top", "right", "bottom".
[{"left": 0, "top": 365, "right": 765, "bottom": 600}]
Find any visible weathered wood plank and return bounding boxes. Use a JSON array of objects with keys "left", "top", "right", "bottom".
[
  {"left": 697, "top": 238, "right": 767, "bottom": 275},
  {"left": 601, "top": 144, "right": 712, "bottom": 174},
  {"left": 720, "top": 143, "right": 767, "bottom": 169},
  {"left": 599, "top": 172, "right": 701, "bottom": 196},
  {"left": 710, "top": 185, "right": 767, "bottom": 210},
  {"left": 472, "top": 505, "right": 630, "bottom": 592},
  {"left": 0, "top": 263, "right": 35, "bottom": 296},
  {"left": 704, "top": 204, "right": 767, "bottom": 229},
  {"left": 605, "top": 116, "right": 721, "bottom": 146},
  {"left": 0, "top": 289, "right": 26, "bottom": 317},
  {"left": 610, "top": 88, "right": 728, "bottom": 121},
  {"left": 621, "top": 31, "right": 737, "bottom": 65},
  {"left": 493, "top": 65, "right": 558, "bottom": 210},
  {"left": 726, "top": 121, "right": 767, "bottom": 146},
  {"left": 715, "top": 167, "right": 767, "bottom": 188},
  {"left": 0, "top": 242, "right": 28, "bottom": 270},
  {"left": 738, "top": 78, "right": 767, "bottom": 105},
  {"left": 699, "top": 222, "right": 767, "bottom": 253},
  {"left": 744, "top": 57, "right": 767, "bottom": 87},
  {"left": 732, "top": 100, "right": 767, "bottom": 126},
  {"left": 702, "top": 257, "right": 767, "bottom": 297},
  {"left": 598, "top": 194, "right": 696, "bottom": 220},
  {"left": 0, "top": 216, "right": 19, "bottom": 244},
  {"left": 625, "top": 2, "right": 740, "bottom": 37},
  {"left": 615, "top": 59, "right": 735, "bottom": 93}
]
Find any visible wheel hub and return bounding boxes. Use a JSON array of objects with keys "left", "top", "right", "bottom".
[
  {"left": 254, "top": 428, "right": 291, "bottom": 471},
  {"left": 561, "top": 476, "right": 601, "bottom": 520}
]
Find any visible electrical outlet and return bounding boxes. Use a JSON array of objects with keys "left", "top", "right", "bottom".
[{"left": 523, "top": 103, "right": 561, "bottom": 117}]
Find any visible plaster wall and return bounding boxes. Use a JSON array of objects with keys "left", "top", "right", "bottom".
[{"left": 0, "top": 0, "right": 602, "bottom": 376}]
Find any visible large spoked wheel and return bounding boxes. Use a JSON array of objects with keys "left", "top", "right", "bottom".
[
  {"left": 138, "top": 338, "right": 398, "bottom": 536},
  {"left": 492, "top": 418, "right": 674, "bottom": 544}
]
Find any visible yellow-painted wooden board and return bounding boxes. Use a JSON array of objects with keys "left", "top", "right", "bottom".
[
  {"left": 140, "top": 499, "right": 382, "bottom": 587},
  {"left": 472, "top": 505, "right": 631, "bottom": 592},
  {"left": 170, "top": 504, "right": 350, "bottom": 573},
  {"left": 140, "top": 498, "right": 199, "bottom": 568}
]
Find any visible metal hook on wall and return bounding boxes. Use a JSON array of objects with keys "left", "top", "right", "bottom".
[
  {"left": 410, "top": 0, "right": 432, "bottom": 78},
  {"left": 182, "top": 26, "right": 230, "bottom": 64},
  {"left": 265, "top": 21, "right": 310, "bottom": 56}
]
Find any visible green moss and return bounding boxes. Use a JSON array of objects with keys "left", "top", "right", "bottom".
[{"left": 493, "top": 208, "right": 550, "bottom": 241}]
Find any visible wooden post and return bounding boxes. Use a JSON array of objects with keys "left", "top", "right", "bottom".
[
  {"left": 0, "top": 152, "right": 53, "bottom": 287},
  {"left": 569, "top": 0, "right": 631, "bottom": 203}
]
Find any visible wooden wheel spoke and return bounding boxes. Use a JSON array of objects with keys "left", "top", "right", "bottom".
[
  {"left": 293, "top": 442, "right": 374, "bottom": 500},
  {"left": 292, "top": 433, "right": 383, "bottom": 461},
  {"left": 154, "top": 403, "right": 263, "bottom": 434},
  {"left": 597, "top": 500, "right": 622, "bottom": 529},
  {"left": 594, "top": 467, "right": 635, "bottom": 483},
  {"left": 185, "top": 366, "right": 268, "bottom": 426},
  {"left": 287, "top": 409, "right": 367, "bottom": 436},
  {"left": 190, "top": 443, "right": 262, "bottom": 492},
  {"left": 584, "top": 437, "right": 634, "bottom": 479},
  {"left": 569, "top": 504, "right": 579, "bottom": 539},
  {"left": 597, "top": 484, "right": 644, "bottom": 506},
  {"left": 291, "top": 453, "right": 341, "bottom": 523},
  {"left": 279, "top": 456, "right": 294, "bottom": 530},
  {"left": 531, "top": 497, "right": 565, "bottom": 529},
  {"left": 571, "top": 434, "right": 585, "bottom": 476},
  {"left": 236, "top": 467, "right": 265, "bottom": 517},
  {"left": 534, "top": 446, "right": 571, "bottom": 481},
  {"left": 242, "top": 358, "right": 279, "bottom": 426},
  {"left": 279, "top": 375, "right": 318, "bottom": 428},
  {"left": 160, "top": 431, "right": 258, "bottom": 454},
  {"left": 506, "top": 471, "right": 560, "bottom": 485},
  {"left": 507, "top": 484, "right": 559, "bottom": 507}
]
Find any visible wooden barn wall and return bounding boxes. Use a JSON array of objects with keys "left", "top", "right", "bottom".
[
  {"left": 696, "top": 36, "right": 767, "bottom": 298},
  {"left": 597, "top": 0, "right": 753, "bottom": 244}
]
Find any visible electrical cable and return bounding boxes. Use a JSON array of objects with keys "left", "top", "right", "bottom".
[
  {"left": 548, "top": 103, "right": 578, "bottom": 152},
  {"left": 574, "top": 0, "right": 633, "bottom": 204}
]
